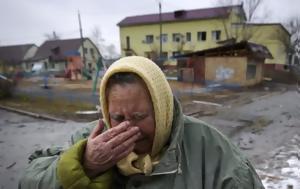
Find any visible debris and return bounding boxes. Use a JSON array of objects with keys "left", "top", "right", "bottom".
[
  {"left": 251, "top": 116, "right": 272, "bottom": 134},
  {"left": 193, "top": 100, "right": 223, "bottom": 107},
  {"left": 263, "top": 77, "right": 272, "bottom": 81},
  {"left": 6, "top": 162, "right": 16, "bottom": 169},
  {"left": 256, "top": 170, "right": 284, "bottom": 180},
  {"left": 236, "top": 133, "right": 255, "bottom": 150},
  {"left": 75, "top": 110, "right": 100, "bottom": 120},
  {"left": 285, "top": 124, "right": 295, "bottom": 127},
  {"left": 202, "top": 110, "right": 217, "bottom": 116},
  {"left": 17, "top": 125, "right": 26, "bottom": 128},
  {"left": 95, "top": 105, "right": 101, "bottom": 113},
  {"left": 252, "top": 93, "right": 274, "bottom": 101},
  {"left": 258, "top": 133, "right": 300, "bottom": 188},
  {"left": 186, "top": 111, "right": 201, "bottom": 116},
  {"left": 282, "top": 112, "right": 292, "bottom": 119},
  {"left": 214, "top": 94, "right": 229, "bottom": 99},
  {"left": 0, "top": 105, "right": 65, "bottom": 122},
  {"left": 186, "top": 110, "right": 217, "bottom": 117}
]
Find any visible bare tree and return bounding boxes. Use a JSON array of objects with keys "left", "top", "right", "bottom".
[
  {"left": 214, "top": 0, "right": 266, "bottom": 41},
  {"left": 44, "top": 31, "right": 60, "bottom": 40},
  {"left": 106, "top": 44, "right": 119, "bottom": 59},
  {"left": 284, "top": 17, "right": 300, "bottom": 64},
  {"left": 268, "top": 17, "right": 300, "bottom": 90},
  {"left": 216, "top": 0, "right": 265, "bottom": 22},
  {"left": 242, "top": 0, "right": 264, "bottom": 22},
  {"left": 285, "top": 17, "right": 300, "bottom": 45},
  {"left": 90, "top": 26, "right": 120, "bottom": 59},
  {"left": 90, "top": 26, "right": 105, "bottom": 51}
]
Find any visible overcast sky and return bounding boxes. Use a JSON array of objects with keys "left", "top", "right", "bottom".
[{"left": 0, "top": 0, "right": 299, "bottom": 54}]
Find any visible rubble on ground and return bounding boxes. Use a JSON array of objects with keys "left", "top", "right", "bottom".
[{"left": 257, "top": 134, "right": 300, "bottom": 189}]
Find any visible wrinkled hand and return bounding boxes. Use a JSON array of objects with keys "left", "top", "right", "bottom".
[{"left": 83, "top": 119, "right": 141, "bottom": 178}]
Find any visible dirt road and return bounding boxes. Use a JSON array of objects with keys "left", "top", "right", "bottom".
[
  {"left": 188, "top": 89, "right": 300, "bottom": 188},
  {"left": 0, "top": 110, "right": 85, "bottom": 189},
  {"left": 0, "top": 84, "right": 299, "bottom": 188}
]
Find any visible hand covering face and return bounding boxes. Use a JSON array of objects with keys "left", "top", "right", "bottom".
[{"left": 99, "top": 56, "right": 174, "bottom": 175}]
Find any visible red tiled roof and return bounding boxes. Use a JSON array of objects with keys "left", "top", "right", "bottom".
[{"left": 118, "top": 5, "right": 244, "bottom": 27}]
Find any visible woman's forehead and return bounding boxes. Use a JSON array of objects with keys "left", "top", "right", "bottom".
[
  {"left": 108, "top": 83, "right": 149, "bottom": 100},
  {"left": 107, "top": 83, "right": 153, "bottom": 111}
]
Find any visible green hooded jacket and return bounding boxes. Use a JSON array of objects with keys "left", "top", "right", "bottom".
[{"left": 19, "top": 99, "right": 264, "bottom": 189}]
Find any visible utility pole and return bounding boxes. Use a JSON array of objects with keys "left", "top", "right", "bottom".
[
  {"left": 159, "top": 2, "right": 162, "bottom": 60},
  {"left": 78, "top": 10, "right": 86, "bottom": 67}
]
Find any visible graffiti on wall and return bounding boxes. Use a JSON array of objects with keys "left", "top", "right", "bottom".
[{"left": 216, "top": 66, "right": 234, "bottom": 81}]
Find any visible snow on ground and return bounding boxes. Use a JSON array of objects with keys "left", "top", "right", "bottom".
[
  {"left": 257, "top": 134, "right": 300, "bottom": 189},
  {"left": 197, "top": 90, "right": 300, "bottom": 188}
]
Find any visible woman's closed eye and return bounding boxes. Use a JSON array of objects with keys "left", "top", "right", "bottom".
[
  {"left": 110, "top": 113, "right": 148, "bottom": 123},
  {"left": 110, "top": 114, "right": 125, "bottom": 122},
  {"left": 131, "top": 113, "right": 148, "bottom": 121}
]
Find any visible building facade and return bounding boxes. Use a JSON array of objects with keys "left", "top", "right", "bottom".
[
  {"left": 176, "top": 41, "right": 272, "bottom": 86},
  {"left": 0, "top": 44, "right": 37, "bottom": 74},
  {"left": 233, "top": 23, "right": 291, "bottom": 65},
  {"left": 32, "top": 38, "right": 101, "bottom": 73},
  {"left": 118, "top": 5, "right": 290, "bottom": 66}
]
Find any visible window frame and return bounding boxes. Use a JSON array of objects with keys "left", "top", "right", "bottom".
[
  {"left": 186, "top": 32, "right": 191, "bottom": 42},
  {"left": 197, "top": 31, "right": 207, "bottom": 41},
  {"left": 172, "top": 33, "right": 182, "bottom": 42},
  {"left": 246, "top": 63, "right": 257, "bottom": 80},
  {"left": 145, "top": 35, "right": 154, "bottom": 44},
  {"left": 212, "top": 30, "right": 221, "bottom": 41}
]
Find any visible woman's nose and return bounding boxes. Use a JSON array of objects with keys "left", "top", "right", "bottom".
[
  {"left": 127, "top": 119, "right": 136, "bottom": 126},
  {"left": 124, "top": 116, "right": 137, "bottom": 126}
]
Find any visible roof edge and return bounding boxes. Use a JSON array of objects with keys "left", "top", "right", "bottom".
[
  {"left": 117, "top": 4, "right": 243, "bottom": 27},
  {"left": 245, "top": 23, "right": 291, "bottom": 36}
]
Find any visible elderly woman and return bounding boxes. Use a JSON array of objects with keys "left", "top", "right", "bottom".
[{"left": 20, "top": 56, "right": 264, "bottom": 189}]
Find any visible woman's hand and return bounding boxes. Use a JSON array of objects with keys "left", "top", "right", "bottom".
[{"left": 83, "top": 119, "right": 141, "bottom": 178}]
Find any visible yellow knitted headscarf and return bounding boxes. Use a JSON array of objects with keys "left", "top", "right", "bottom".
[{"left": 99, "top": 56, "right": 174, "bottom": 176}]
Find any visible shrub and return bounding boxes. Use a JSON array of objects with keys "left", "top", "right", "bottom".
[{"left": 0, "top": 78, "right": 14, "bottom": 98}]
